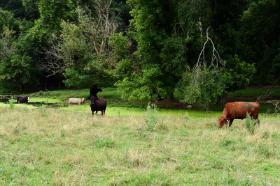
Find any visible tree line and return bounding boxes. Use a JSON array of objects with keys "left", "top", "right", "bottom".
[{"left": 0, "top": 0, "right": 279, "bottom": 103}]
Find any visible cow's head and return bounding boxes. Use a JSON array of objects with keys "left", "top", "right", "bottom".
[
  {"left": 81, "top": 98, "right": 85, "bottom": 103},
  {"left": 217, "top": 115, "right": 227, "bottom": 128}
]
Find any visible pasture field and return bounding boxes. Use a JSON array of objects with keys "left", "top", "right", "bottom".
[
  {"left": 0, "top": 88, "right": 280, "bottom": 185},
  {"left": 0, "top": 103, "right": 280, "bottom": 185}
]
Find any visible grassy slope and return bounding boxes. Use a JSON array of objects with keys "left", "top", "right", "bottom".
[{"left": 0, "top": 108, "right": 279, "bottom": 185}]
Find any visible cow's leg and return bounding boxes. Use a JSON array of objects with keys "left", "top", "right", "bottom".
[
  {"left": 253, "top": 115, "right": 260, "bottom": 127},
  {"left": 229, "top": 119, "right": 234, "bottom": 127},
  {"left": 256, "top": 119, "right": 260, "bottom": 126},
  {"left": 256, "top": 118, "right": 260, "bottom": 127}
]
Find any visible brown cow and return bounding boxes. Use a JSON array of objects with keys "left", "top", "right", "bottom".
[{"left": 217, "top": 102, "right": 260, "bottom": 128}]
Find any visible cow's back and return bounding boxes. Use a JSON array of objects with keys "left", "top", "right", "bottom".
[
  {"left": 91, "top": 98, "right": 106, "bottom": 110},
  {"left": 68, "top": 98, "right": 82, "bottom": 104},
  {"left": 224, "top": 102, "right": 259, "bottom": 119}
]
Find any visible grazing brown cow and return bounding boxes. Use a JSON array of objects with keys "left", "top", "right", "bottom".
[{"left": 218, "top": 102, "right": 260, "bottom": 128}]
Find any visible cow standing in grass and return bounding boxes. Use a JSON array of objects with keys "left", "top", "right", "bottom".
[
  {"left": 90, "top": 96, "right": 107, "bottom": 115},
  {"left": 218, "top": 102, "right": 260, "bottom": 128},
  {"left": 16, "top": 96, "right": 29, "bottom": 103},
  {"left": 68, "top": 98, "right": 85, "bottom": 105},
  {"left": 89, "top": 85, "right": 106, "bottom": 115}
]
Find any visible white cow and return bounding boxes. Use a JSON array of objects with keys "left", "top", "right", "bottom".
[{"left": 68, "top": 98, "right": 85, "bottom": 105}]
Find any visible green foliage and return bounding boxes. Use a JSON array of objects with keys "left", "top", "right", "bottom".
[
  {"left": 0, "top": 8, "right": 17, "bottom": 32},
  {"left": 0, "top": 0, "right": 278, "bottom": 99},
  {"left": 109, "top": 33, "right": 130, "bottom": 62},
  {"left": 0, "top": 54, "right": 33, "bottom": 90},
  {"left": 226, "top": 55, "right": 256, "bottom": 90},
  {"left": 117, "top": 0, "right": 188, "bottom": 99},
  {"left": 57, "top": 19, "right": 89, "bottom": 69},
  {"left": 116, "top": 65, "right": 166, "bottom": 100},
  {"left": 38, "top": 0, "right": 76, "bottom": 29},
  {"left": 241, "top": 0, "right": 280, "bottom": 84},
  {"left": 114, "top": 59, "right": 134, "bottom": 79},
  {"left": 0, "top": 27, "right": 35, "bottom": 90},
  {"left": 41, "top": 4, "right": 119, "bottom": 88},
  {"left": 175, "top": 68, "right": 230, "bottom": 106},
  {"left": 117, "top": 0, "right": 256, "bottom": 102},
  {"left": 22, "top": 0, "right": 39, "bottom": 19}
]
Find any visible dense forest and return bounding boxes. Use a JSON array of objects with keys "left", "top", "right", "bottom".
[{"left": 0, "top": 0, "right": 279, "bottom": 103}]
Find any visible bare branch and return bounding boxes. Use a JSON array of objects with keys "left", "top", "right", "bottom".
[
  {"left": 81, "top": 0, "right": 116, "bottom": 56},
  {"left": 40, "top": 36, "right": 68, "bottom": 77},
  {"left": 195, "top": 27, "right": 223, "bottom": 70},
  {"left": 0, "top": 27, "right": 15, "bottom": 59}
]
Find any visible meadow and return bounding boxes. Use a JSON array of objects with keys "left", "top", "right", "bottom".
[{"left": 0, "top": 88, "right": 280, "bottom": 185}]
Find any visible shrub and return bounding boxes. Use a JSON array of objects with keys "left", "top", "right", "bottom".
[
  {"left": 244, "top": 113, "right": 256, "bottom": 134},
  {"left": 226, "top": 55, "right": 256, "bottom": 90},
  {"left": 175, "top": 68, "right": 230, "bottom": 108}
]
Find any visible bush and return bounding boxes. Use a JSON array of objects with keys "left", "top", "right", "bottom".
[
  {"left": 226, "top": 55, "right": 256, "bottom": 90},
  {"left": 175, "top": 68, "right": 230, "bottom": 108},
  {"left": 116, "top": 65, "right": 167, "bottom": 101},
  {"left": 244, "top": 113, "right": 256, "bottom": 134}
]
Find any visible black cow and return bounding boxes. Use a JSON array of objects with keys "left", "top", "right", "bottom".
[
  {"left": 16, "top": 96, "right": 29, "bottom": 103},
  {"left": 89, "top": 84, "right": 102, "bottom": 98},
  {"left": 90, "top": 96, "right": 107, "bottom": 115}
]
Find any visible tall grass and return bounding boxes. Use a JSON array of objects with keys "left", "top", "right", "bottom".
[
  {"left": 0, "top": 108, "right": 279, "bottom": 185},
  {"left": 145, "top": 103, "right": 158, "bottom": 131}
]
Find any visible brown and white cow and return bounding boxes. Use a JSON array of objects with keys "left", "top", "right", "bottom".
[{"left": 218, "top": 102, "right": 260, "bottom": 128}]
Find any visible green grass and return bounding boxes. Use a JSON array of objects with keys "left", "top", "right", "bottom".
[
  {"left": 29, "top": 88, "right": 147, "bottom": 108},
  {"left": 27, "top": 86, "right": 280, "bottom": 100},
  {"left": 0, "top": 88, "right": 279, "bottom": 184},
  {"left": 0, "top": 107, "right": 279, "bottom": 185},
  {"left": 30, "top": 89, "right": 90, "bottom": 100}
]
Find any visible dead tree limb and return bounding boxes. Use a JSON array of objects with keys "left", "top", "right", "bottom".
[{"left": 196, "top": 27, "right": 223, "bottom": 70}]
